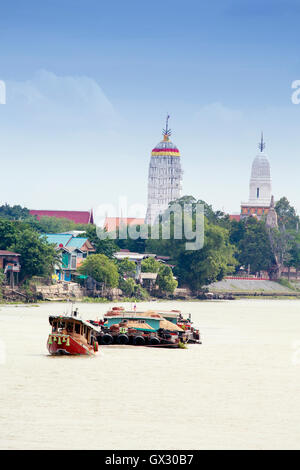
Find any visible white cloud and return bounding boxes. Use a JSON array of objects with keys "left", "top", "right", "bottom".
[
  {"left": 2, "top": 70, "right": 116, "bottom": 131},
  {"left": 195, "top": 102, "right": 243, "bottom": 123}
]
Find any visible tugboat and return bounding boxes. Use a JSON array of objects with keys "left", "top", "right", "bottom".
[
  {"left": 159, "top": 310, "right": 201, "bottom": 344},
  {"left": 47, "top": 309, "right": 100, "bottom": 355}
]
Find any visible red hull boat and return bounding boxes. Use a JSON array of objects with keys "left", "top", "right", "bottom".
[{"left": 47, "top": 313, "right": 99, "bottom": 356}]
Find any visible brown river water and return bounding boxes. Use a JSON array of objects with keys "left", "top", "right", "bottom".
[{"left": 0, "top": 299, "right": 300, "bottom": 450}]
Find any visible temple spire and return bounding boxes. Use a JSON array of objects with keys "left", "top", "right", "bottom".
[
  {"left": 162, "top": 114, "right": 171, "bottom": 140},
  {"left": 258, "top": 131, "right": 266, "bottom": 153}
]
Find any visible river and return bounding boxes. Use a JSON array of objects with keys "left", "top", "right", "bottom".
[{"left": 0, "top": 299, "right": 299, "bottom": 449}]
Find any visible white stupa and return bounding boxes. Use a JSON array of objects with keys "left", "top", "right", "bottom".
[{"left": 241, "top": 133, "right": 272, "bottom": 219}]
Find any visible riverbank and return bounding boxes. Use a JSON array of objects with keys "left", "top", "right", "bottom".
[
  {"left": 2, "top": 277, "right": 300, "bottom": 305},
  {"left": 207, "top": 278, "right": 300, "bottom": 298}
]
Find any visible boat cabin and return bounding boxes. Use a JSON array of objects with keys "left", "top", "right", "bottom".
[{"left": 49, "top": 315, "right": 98, "bottom": 346}]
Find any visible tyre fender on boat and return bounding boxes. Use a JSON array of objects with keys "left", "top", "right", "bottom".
[
  {"left": 102, "top": 333, "right": 113, "bottom": 345},
  {"left": 117, "top": 334, "right": 129, "bottom": 345},
  {"left": 94, "top": 341, "right": 99, "bottom": 352},
  {"left": 134, "top": 335, "right": 145, "bottom": 346},
  {"left": 150, "top": 336, "right": 160, "bottom": 345}
]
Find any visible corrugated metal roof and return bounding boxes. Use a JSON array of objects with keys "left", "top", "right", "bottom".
[
  {"left": 140, "top": 273, "right": 158, "bottom": 280},
  {"left": 44, "top": 234, "right": 73, "bottom": 247},
  {"left": 66, "top": 237, "right": 88, "bottom": 249}
]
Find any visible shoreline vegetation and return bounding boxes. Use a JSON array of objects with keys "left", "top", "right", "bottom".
[
  {"left": 1, "top": 287, "right": 300, "bottom": 305},
  {"left": 1, "top": 196, "right": 300, "bottom": 305}
]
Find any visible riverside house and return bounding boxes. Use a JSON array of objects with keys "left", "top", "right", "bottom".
[
  {"left": 0, "top": 250, "right": 21, "bottom": 287},
  {"left": 44, "top": 233, "right": 95, "bottom": 282}
]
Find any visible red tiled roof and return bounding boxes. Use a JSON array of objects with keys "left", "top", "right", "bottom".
[
  {"left": 229, "top": 214, "right": 241, "bottom": 222},
  {"left": 30, "top": 210, "right": 94, "bottom": 225},
  {"left": 0, "top": 250, "right": 20, "bottom": 256},
  {"left": 104, "top": 217, "right": 145, "bottom": 232}
]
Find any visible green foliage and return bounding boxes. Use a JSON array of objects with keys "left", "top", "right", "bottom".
[
  {"left": 141, "top": 257, "right": 161, "bottom": 273},
  {"left": 119, "top": 277, "right": 136, "bottom": 296},
  {"left": 146, "top": 199, "right": 236, "bottom": 291},
  {"left": 176, "top": 220, "right": 237, "bottom": 290},
  {"left": 0, "top": 219, "right": 57, "bottom": 282},
  {"left": 275, "top": 197, "right": 300, "bottom": 230},
  {"left": 156, "top": 265, "right": 178, "bottom": 294},
  {"left": 287, "top": 234, "right": 300, "bottom": 270},
  {"left": 81, "top": 296, "right": 110, "bottom": 303},
  {"left": 277, "top": 278, "right": 296, "bottom": 291},
  {"left": 80, "top": 225, "right": 118, "bottom": 258},
  {"left": 167, "top": 196, "right": 230, "bottom": 227},
  {"left": 9, "top": 230, "right": 58, "bottom": 282},
  {"left": 36, "top": 216, "right": 78, "bottom": 233},
  {"left": 237, "top": 218, "right": 274, "bottom": 273},
  {"left": 117, "top": 258, "right": 136, "bottom": 277},
  {"left": 115, "top": 225, "right": 148, "bottom": 253},
  {"left": 0, "top": 219, "right": 19, "bottom": 247},
  {"left": 134, "top": 284, "right": 150, "bottom": 300},
  {"left": 78, "top": 254, "right": 119, "bottom": 288},
  {"left": 0, "top": 204, "right": 31, "bottom": 220}
]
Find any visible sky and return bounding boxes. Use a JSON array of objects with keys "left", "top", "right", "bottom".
[{"left": 1, "top": 0, "right": 300, "bottom": 221}]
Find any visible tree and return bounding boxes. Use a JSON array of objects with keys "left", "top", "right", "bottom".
[
  {"left": 9, "top": 230, "right": 58, "bottom": 282},
  {"left": 78, "top": 254, "right": 119, "bottom": 288},
  {"left": 81, "top": 225, "right": 118, "bottom": 258},
  {"left": 141, "top": 257, "right": 161, "bottom": 273},
  {"left": 237, "top": 218, "right": 274, "bottom": 274},
  {"left": 156, "top": 265, "right": 178, "bottom": 294},
  {"left": 167, "top": 196, "right": 230, "bottom": 227},
  {"left": 146, "top": 203, "right": 237, "bottom": 291},
  {"left": 0, "top": 204, "right": 31, "bottom": 220},
  {"left": 115, "top": 225, "right": 148, "bottom": 253},
  {"left": 37, "top": 216, "right": 77, "bottom": 233},
  {"left": 119, "top": 277, "right": 136, "bottom": 297},
  {"left": 117, "top": 258, "right": 136, "bottom": 278},
  {"left": 0, "top": 219, "right": 57, "bottom": 282},
  {"left": 275, "top": 197, "right": 300, "bottom": 230},
  {"left": 176, "top": 220, "right": 237, "bottom": 290},
  {"left": 0, "top": 219, "right": 19, "bottom": 247}
]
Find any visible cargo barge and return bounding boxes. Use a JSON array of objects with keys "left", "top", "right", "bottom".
[{"left": 89, "top": 307, "right": 201, "bottom": 348}]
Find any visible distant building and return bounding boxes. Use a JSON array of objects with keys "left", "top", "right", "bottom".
[
  {"left": 145, "top": 116, "right": 183, "bottom": 225},
  {"left": 241, "top": 133, "right": 272, "bottom": 220},
  {"left": 44, "top": 233, "right": 95, "bottom": 282},
  {"left": 229, "top": 214, "right": 241, "bottom": 222},
  {"left": 30, "top": 209, "right": 94, "bottom": 225},
  {"left": 114, "top": 249, "right": 170, "bottom": 280},
  {"left": 104, "top": 217, "right": 145, "bottom": 232},
  {"left": 0, "top": 250, "right": 21, "bottom": 286},
  {"left": 114, "top": 250, "right": 157, "bottom": 280}
]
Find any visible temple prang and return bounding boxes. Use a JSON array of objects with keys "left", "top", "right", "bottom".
[{"left": 145, "top": 116, "right": 183, "bottom": 225}]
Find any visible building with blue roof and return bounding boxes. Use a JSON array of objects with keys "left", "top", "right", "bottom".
[{"left": 44, "top": 233, "right": 95, "bottom": 282}]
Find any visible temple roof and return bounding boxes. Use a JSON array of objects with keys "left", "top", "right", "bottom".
[
  {"left": 30, "top": 210, "right": 94, "bottom": 225},
  {"left": 251, "top": 153, "right": 271, "bottom": 179},
  {"left": 151, "top": 139, "right": 180, "bottom": 157}
]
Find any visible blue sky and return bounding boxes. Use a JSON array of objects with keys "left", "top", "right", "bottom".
[{"left": 1, "top": 0, "right": 300, "bottom": 219}]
